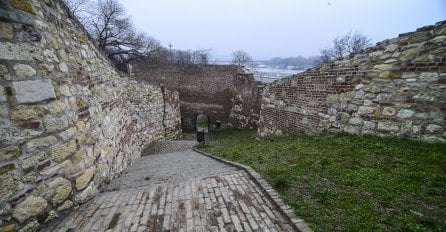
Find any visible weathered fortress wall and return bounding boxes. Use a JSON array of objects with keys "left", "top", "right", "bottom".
[
  {"left": 131, "top": 63, "right": 263, "bottom": 130},
  {"left": 0, "top": 0, "right": 181, "bottom": 230},
  {"left": 258, "top": 21, "right": 446, "bottom": 143}
]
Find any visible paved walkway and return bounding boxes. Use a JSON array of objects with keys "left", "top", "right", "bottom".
[{"left": 43, "top": 141, "right": 301, "bottom": 232}]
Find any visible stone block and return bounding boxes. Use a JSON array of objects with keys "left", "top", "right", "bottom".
[
  {"left": 38, "top": 63, "right": 55, "bottom": 76},
  {"left": 426, "top": 124, "right": 442, "bottom": 133},
  {"left": 348, "top": 117, "right": 363, "bottom": 126},
  {"left": 22, "top": 171, "right": 37, "bottom": 183},
  {"left": 74, "top": 182, "right": 96, "bottom": 204},
  {"left": 397, "top": 109, "right": 414, "bottom": 119},
  {"left": 0, "top": 146, "right": 20, "bottom": 163},
  {"left": 377, "top": 121, "right": 400, "bottom": 133},
  {"left": 384, "top": 44, "right": 398, "bottom": 53},
  {"left": 0, "top": 224, "right": 16, "bottom": 232},
  {"left": 13, "top": 64, "right": 36, "bottom": 78},
  {"left": 336, "top": 76, "right": 345, "bottom": 83},
  {"left": 58, "top": 127, "right": 76, "bottom": 141},
  {"left": 52, "top": 183, "right": 72, "bottom": 205},
  {"left": 57, "top": 200, "right": 74, "bottom": 211},
  {"left": 0, "top": 174, "right": 23, "bottom": 204},
  {"left": 419, "top": 72, "right": 439, "bottom": 82},
  {"left": 0, "top": 163, "right": 16, "bottom": 174},
  {"left": 363, "top": 100, "right": 372, "bottom": 106},
  {"left": 59, "top": 85, "right": 71, "bottom": 97},
  {"left": 72, "top": 148, "right": 86, "bottom": 164},
  {"left": 12, "top": 80, "right": 56, "bottom": 104},
  {"left": 25, "top": 135, "right": 57, "bottom": 152},
  {"left": 408, "top": 31, "right": 432, "bottom": 43},
  {"left": 10, "top": 0, "right": 36, "bottom": 14},
  {"left": 10, "top": 104, "right": 48, "bottom": 121},
  {"left": 0, "top": 64, "right": 10, "bottom": 80},
  {"left": 0, "top": 42, "right": 37, "bottom": 61},
  {"left": 40, "top": 160, "right": 71, "bottom": 177},
  {"left": 375, "top": 93, "right": 393, "bottom": 103},
  {"left": 422, "top": 136, "right": 445, "bottom": 143},
  {"left": 59, "top": 62, "right": 68, "bottom": 73},
  {"left": 336, "top": 112, "right": 350, "bottom": 124},
  {"left": 18, "top": 220, "right": 39, "bottom": 232},
  {"left": 382, "top": 107, "right": 396, "bottom": 116},
  {"left": 49, "top": 100, "right": 66, "bottom": 115},
  {"left": 0, "top": 86, "right": 6, "bottom": 102},
  {"left": 51, "top": 140, "right": 77, "bottom": 162},
  {"left": 21, "top": 152, "right": 47, "bottom": 170},
  {"left": 363, "top": 121, "right": 376, "bottom": 130},
  {"left": 401, "top": 48, "right": 418, "bottom": 60},
  {"left": 0, "top": 22, "right": 13, "bottom": 40},
  {"left": 75, "top": 167, "right": 95, "bottom": 190},
  {"left": 434, "top": 25, "right": 446, "bottom": 35},
  {"left": 354, "top": 84, "right": 364, "bottom": 90},
  {"left": 412, "top": 125, "right": 422, "bottom": 134},
  {"left": 354, "top": 90, "right": 365, "bottom": 99},
  {"left": 345, "top": 103, "right": 357, "bottom": 112},
  {"left": 344, "top": 125, "right": 360, "bottom": 135},
  {"left": 44, "top": 115, "right": 69, "bottom": 132},
  {"left": 358, "top": 106, "right": 375, "bottom": 115},
  {"left": 12, "top": 196, "right": 47, "bottom": 223},
  {"left": 0, "top": 104, "right": 8, "bottom": 118},
  {"left": 43, "top": 49, "right": 59, "bottom": 62},
  {"left": 373, "top": 64, "right": 394, "bottom": 71}
]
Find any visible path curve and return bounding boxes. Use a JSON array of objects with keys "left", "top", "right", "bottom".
[{"left": 42, "top": 140, "right": 305, "bottom": 232}]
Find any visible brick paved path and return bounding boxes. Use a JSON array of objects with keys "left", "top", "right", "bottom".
[{"left": 43, "top": 141, "right": 300, "bottom": 232}]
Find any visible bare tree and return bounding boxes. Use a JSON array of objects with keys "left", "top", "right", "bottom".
[
  {"left": 144, "top": 36, "right": 165, "bottom": 63},
  {"left": 63, "top": 0, "right": 160, "bottom": 71},
  {"left": 319, "top": 31, "right": 372, "bottom": 63},
  {"left": 231, "top": 50, "right": 252, "bottom": 66},
  {"left": 63, "top": 0, "right": 89, "bottom": 15},
  {"left": 192, "top": 49, "right": 211, "bottom": 65}
]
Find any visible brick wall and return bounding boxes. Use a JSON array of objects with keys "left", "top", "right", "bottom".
[
  {"left": 258, "top": 21, "right": 446, "bottom": 143},
  {"left": 0, "top": 0, "right": 181, "bottom": 230},
  {"left": 131, "top": 63, "right": 263, "bottom": 130}
]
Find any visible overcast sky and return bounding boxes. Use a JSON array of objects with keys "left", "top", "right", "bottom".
[{"left": 120, "top": 0, "right": 445, "bottom": 60}]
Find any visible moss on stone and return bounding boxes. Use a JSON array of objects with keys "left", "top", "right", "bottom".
[
  {"left": 10, "top": 105, "right": 48, "bottom": 121},
  {"left": 10, "top": 0, "right": 35, "bottom": 14},
  {"left": 0, "top": 22, "right": 13, "bottom": 40},
  {"left": 408, "top": 31, "right": 432, "bottom": 43},
  {"left": 434, "top": 25, "right": 446, "bottom": 35},
  {"left": 0, "top": 163, "right": 16, "bottom": 174},
  {"left": 0, "top": 224, "right": 16, "bottom": 232}
]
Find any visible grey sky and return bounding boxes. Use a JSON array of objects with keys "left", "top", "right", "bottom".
[{"left": 120, "top": 0, "right": 445, "bottom": 60}]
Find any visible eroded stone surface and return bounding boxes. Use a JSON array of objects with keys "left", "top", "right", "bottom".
[
  {"left": 12, "top": 196, "right": 48, "bottom": 223},
  {"left": 74, "top": 182, "right": 97, "bottom": 204},
  {"left": 12, "top": 80, "right": 56, "bottom": 104},
  {"left": 13, "top": 64, "right": 36, "bottom": 78},
  {"left": 75, "top": 167, "right": 94, "bottom": 191},
  {"left": 51, "top": 140, "right": 77, "bottom": 163},
  {"left": 0, "top": 146, "right": 20, "bottom": 162},
  {"left": 10, "top": 104, "right": 48, "bottom": 121},
  {"left": 0, "top": 174, "right": 23, "bottom": 204}
]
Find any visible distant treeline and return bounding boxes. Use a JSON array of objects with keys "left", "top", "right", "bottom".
[{"left": 264, "top": 56, "right": 320, "bottom": 70}]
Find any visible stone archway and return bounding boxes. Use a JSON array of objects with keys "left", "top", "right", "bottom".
[{"left": 196, "top": 114, "right": 209, "bottom": 132}]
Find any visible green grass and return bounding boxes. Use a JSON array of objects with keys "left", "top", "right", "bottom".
[{"left": 198, "top": 129, "right": 446, "bottom": 232}]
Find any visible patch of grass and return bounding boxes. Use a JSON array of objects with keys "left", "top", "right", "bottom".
[{"left": 197, "top": 128, "right": 446, "bottom": 232}]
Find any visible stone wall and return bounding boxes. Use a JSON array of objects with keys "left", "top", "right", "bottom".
[
  {"left": 258, "top": 21, "right": 446, "bottom": 143},
  {"left": 0, "top": 0, "right": 181, "bottom": 230},
  {"left": 131, "top": 63, "right": 263, "bottom": 130},
  {"left": 229, "top": 73, "right": 264, "bottom": 129}
]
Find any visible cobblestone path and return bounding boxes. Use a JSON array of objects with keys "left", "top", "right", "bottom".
[{"left": 43, "top": 141, "right": 300, "bottom": 232}]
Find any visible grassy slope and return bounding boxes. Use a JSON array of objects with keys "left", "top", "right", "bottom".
[{"left": 198, "top": 129, "right": 446, "bottom": 232}]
